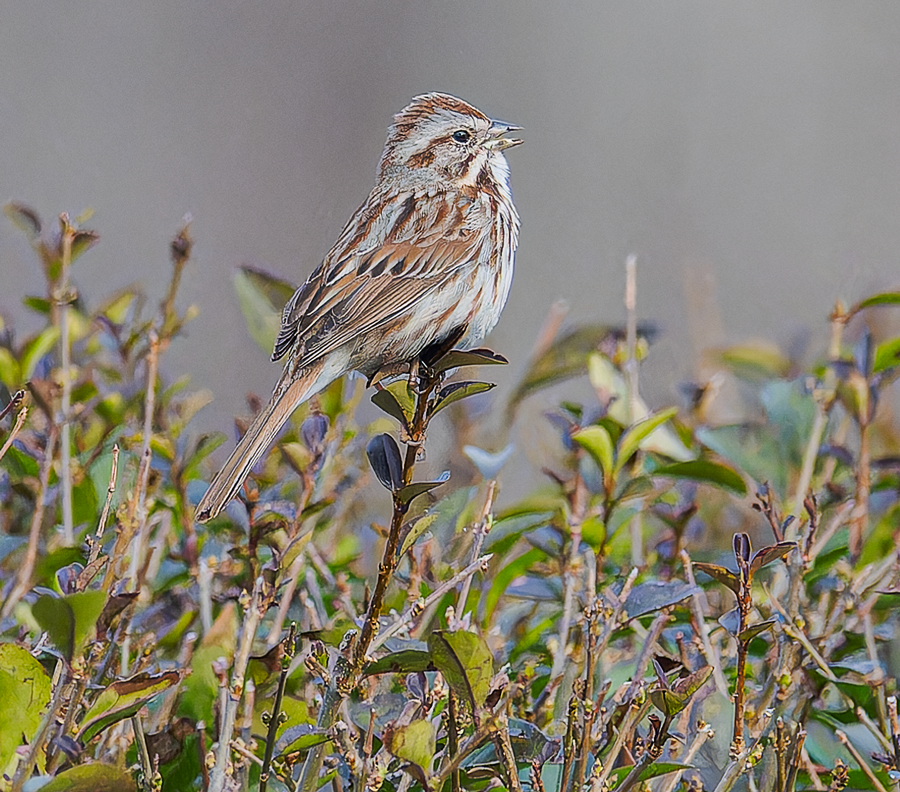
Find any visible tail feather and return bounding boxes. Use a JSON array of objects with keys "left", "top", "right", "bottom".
[{"left": 196, "top": 363, "right": 323, "bottom": 522}]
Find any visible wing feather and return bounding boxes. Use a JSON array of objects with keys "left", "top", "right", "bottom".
[{"left": 272, "top": 190, "right": 486, "bottom": 367}]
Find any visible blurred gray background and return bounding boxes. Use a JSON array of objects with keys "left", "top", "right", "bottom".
[{"left": 2, "top": 2, "right": 899, "bottom": 460}]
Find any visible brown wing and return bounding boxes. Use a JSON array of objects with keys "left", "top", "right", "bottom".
[{"left": 272, "top": 191, "right": 484, "bottom": 366}]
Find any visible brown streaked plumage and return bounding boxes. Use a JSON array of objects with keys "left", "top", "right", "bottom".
[{"left": 196, "top": 93, "right": 521, "bottom": 522}]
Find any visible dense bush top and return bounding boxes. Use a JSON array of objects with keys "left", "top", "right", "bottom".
[{"left": 1, "top": 208, "right": 900, "bottom": 791}]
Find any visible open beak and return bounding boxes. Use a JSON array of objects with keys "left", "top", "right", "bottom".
[{"left": 487, "top": 119, "right": 523, "bottom": 151}]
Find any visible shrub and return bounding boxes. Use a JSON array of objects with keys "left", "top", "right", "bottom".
[{"left": 1, "top": 206, "right": 900, "bottom": 791}]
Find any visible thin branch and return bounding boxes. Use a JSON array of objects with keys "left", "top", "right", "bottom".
[
  {"left": 763, "top": 583, "right": 838, "bottom": 681},
  {"left": 835, "top": 729, "right": 888, "bottom": 792},
  {"left": 789, "top": 306, "right": 844, "bottom": 531},
  {"left": 210, "top": 577, "right": 263, "bottom": 792},
  {"left": 624, "top": 611, "right": 670, "bottom": 702},
  {"left": 133, "top": 714, "right": 156, "bottom": 792},
  {"left": 454, "top": 480, "right": 496, "bottom": 622},
  {"left": 591, "top": 696, "right": 651, "bottom": 791},
  {"left": 655, "top": 723, "right": 715, "bottom": 792},
  {"left": 681, "top": 549, "right": 729, "bottom": 697},
  {"left": 103, "top": 329, "right": 159, "bottom": 591},
  {"left": 550, "top": 463, "right": 588, "bottom": 683},
  {"left": 10, "top": 662, "right": 69, "bottom": 792},
  {"left": 624, "top": 254, "right": 643, "bottom": 568},
  {"left": 58, "top": 215, "right": 74, "bottom": 545},
  {"left": 0, "top": 399, "right": 27, "bottom": 463},
  {"left": 711, "top": 709, "right": 775, "bottom": 792},
  {"left": 372, "top": 553, "right": 493, "bottom": 651},
  {"left": 1, "top": 425, "right": 58, "bottom": 620},
  {"left": 260, "top": 623, "right": 297, "bottom": 792}
]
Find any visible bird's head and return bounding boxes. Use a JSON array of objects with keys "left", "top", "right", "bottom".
[{"left": 379, "top": 92, "right": 522, "bottom": 190}]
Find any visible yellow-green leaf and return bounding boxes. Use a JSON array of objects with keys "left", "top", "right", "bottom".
[{"left": 78, "top": 670, "right": 183, "bottom": 742}]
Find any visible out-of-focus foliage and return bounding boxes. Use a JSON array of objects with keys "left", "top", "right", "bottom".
[{"left": 1, "top": 206, "right": 900, "bottom": 792}]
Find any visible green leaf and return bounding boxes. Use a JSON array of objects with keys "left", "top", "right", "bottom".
[
  {"left": 697, "top": 424, "right": 788, "bottom": 497},
  {"left": 384, "top": 718, "right": 435, "bottom": 772},
  {"left": 78, "top": 670, "right": 183, "bottom": 742},
  {"left": 0, "top": 347, "right": 21, "bottom": 389},
  {"left": 363, "top": 650, "right": 434, "bottom": 677},
  {"left": 0, "top": 644, "right": 51, "bottom": 775},
  {"left": 749, "top": 542, "right": 796, "bottom": 575},
  {"left": 432, "top": 381, "right": 495, "bottom": 415},
  {"left": 854, "top": 291, "right": 900, "bottom": 311},
  {"left": 574, "top": 425, "right": 615, "bottom": 483},
  {"left": 276, "top": 725, "right": 331, "bottom": 756},
  {"left": 371, "top": 380, "right": 416, "bottom": 429},
  {"left": 506, "top": 324, "right": 643, "bottom": 415},
  {"left": 874, "top": 337, "right": 900, "bottom": 374},
  {"left": 430, "top": 347, "right": 508, "bottom": 375},
  {"left": 587, "top": 354, "right": 693, "bottom": 462},
  {"left": 22, "top": 296, "right": 51, "bottom": 315},
  {"left": 652, "top": 665, "right": 713, "bottom": 717},
  {"left": 615, "top": 407, "right": 679, "bottom": 474},
  {"left": 607, "top": 762, "right": 694, "bottom": 786},
  {"left": 33, "top": 590, "right": 106, "bottom": 662},
  {"left": 4, "top": 202, "right": 42, "bottom": 238},
  {"left": 31, "top": 763, "right": 137, "bottom": 792},
  {"left": 233, "top": 266, "right": 296, "bottom": 354},
  {"left": 21, "top": 325, "right": 60, "bottom": 380},
  {"left": 484, "top": 546, "right": 545, "bottom": 622},
  {"left": 738, "top": 618, "right": 778, "bottom": 642},
  {"left": 400, "top": 512, "right": 439, "bottom": 558},
  {"left": 395, "top": 472, "right": 450, "bottom": 505},
  {"left": 654, "top": 459, "right": 747, "bottom": 496},
  {"left": 69, "top": 229, "right": 100, "bottom": 263},
  {"left": 717, "top": 342, "right": 791, "bottom": 381},
  {"left": 693, "top": 562, "right": 741, "bottom": 595},
  {"left": 623, "top": 580, "right": 698, "bottom": 620},
  {"left": 428, "top": 630, "right": 493, "bottom": 713}
]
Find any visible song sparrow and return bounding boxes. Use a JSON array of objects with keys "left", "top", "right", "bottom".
[{"left": 196, "top": 93, "right": 521, "bottom": 521}]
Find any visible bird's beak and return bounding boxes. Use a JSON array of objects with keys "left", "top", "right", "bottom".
[{"left": 486, "top": 119, "right": 523, "bottom": 151}]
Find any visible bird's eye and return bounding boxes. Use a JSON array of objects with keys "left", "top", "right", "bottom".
[{"left": 451, "top": 129, "right": 472, "bottom": 144}]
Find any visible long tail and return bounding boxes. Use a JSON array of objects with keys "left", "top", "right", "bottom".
[{"left": 195, "top": 360, "right": 325, "bottom": 522}]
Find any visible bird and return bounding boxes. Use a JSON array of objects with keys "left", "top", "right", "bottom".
[{"left": 196, "top": 92, "right": 521, "bottom": 522}]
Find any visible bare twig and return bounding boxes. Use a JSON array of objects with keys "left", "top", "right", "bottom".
[
  {"left": 591, "top": 696, "right": 651, "bottom": 790},
  {"left": 267, "top": 546, "right": 307, "bottom": 647},
  {"left": 10, "top": 662, "right": 68, "bottom": 792},
  {"left": 624, "top": 253, "right": 639, "bottom": 421},
  {"left": 624, "top": 255, "right": 644, "bottom": 568},
  {"left": 711, "top": 709, "right": 774, "bottom": 792},
  {"left": 260, "top": 623, "right": 297, "bottom": 792},
  {"left": 1, "top": 425, "right": 58, "bottom": 620},
  {"left": 90, "top": 443, "right": 119, "bottom": 565},
  {"left": 0, "top": 398, "right": 27, "bottom": 463},
  {"left": 58, "top": 215, "right": 74, "bottom": 545},
  {"left": 210, "top": 577, "right": 263, "bottom": 792},
  {"left": 133, "top": 714, "right": 156, "bottom": 792},
  {"left": 625, "top": 611, "right": 670, "bottom": 702},
  {"left": 790, "top": 306, "right": 844, "bottom": 531},
  {"left": 764, "top": 584, "right": 838, "bottom": 681},
  {"left": 372, "top": 553, "right": 493, "bottom": 650},
  {"left": 550, "top": 464, "right": 588, "bottom": 683},
  {"left": 801, "top": 746, "right": 826, "bottom": 791},
  {"left": 491, "top": 708, "right": 522, "bottom": 792},
  {"left": 454, "top": 480, "right": 496, "bottom": 621},
  {"left": 104, "top": 329, "right": 159, "bottom": 591},
  {"left": 835, "top": 729, "right": 888, "bottom": 792},
  {"left": 655, "top": 723, "right": 715, "bottom": 792},
  {"left": 681, "top": 549, "right": 729, "bottom": 697},
  {"left": 807, "top": 500, "right": 854, "bottom": 564}
]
